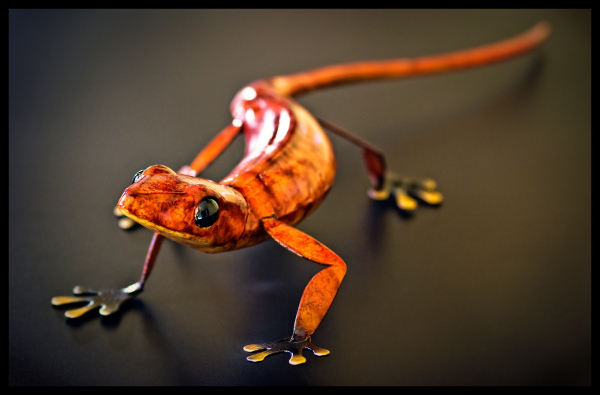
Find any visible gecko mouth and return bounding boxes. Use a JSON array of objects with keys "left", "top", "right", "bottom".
[
  {"left": 118, "top": 204, "right": 212, "bottom": 248},
  {"left": 117, "top": 189, "right": 198, "bottom": 232}
]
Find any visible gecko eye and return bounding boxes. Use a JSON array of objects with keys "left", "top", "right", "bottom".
[
  {"left": 194, "top": 197, "right": 220, "bottom": 228},
  {"left": 131, "top": 169, "right": 145, "bottom": 184}
]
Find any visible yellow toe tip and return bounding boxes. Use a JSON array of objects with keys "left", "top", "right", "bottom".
[
  {"left": 397, "top": 194, "right": 418, "bottom": 210},
  {"left": 118, "top": 218, "right": 136, "bottom": 230},
  {"left": 421, "top": 178, "right": 437, "bottom": 190},
  {"left": 418, "top": 191, "right": 443, "bottom": 205},
  {"left": 247, "top": 354, "right": 266, "bottom": 362},
  {"left": 289, "top": 355, "right": 306, "bottom": 365},
  {"left": 368, "top": 189, "right": 390, "bottom": 200},
  {"left": 243, "top": 344, "right": 262, "bottom": 352}
]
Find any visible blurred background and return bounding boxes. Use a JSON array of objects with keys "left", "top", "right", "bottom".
[{"left": 9, "top": 10, "right": 590, "bottom": 385}]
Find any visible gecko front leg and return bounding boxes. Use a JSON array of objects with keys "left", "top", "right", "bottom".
[
  {"left": 54, "top": 123, "right": 242, "bottom": 319},
  {"left": 51, "top": 283, "right": 142, "bottom": 318},
  {"left": 51, "top": 232, "right": 164, "bottom": 318},
  {"left": 244, "top": 217, "right": 346, "bottom": 365},
  {"left": 244, "top": 336, "right": 330, "bottom": 365}
]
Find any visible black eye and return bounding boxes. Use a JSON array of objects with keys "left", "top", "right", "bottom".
[
  {"left": 131, "top": 169, "right": 145, "bottom": 184},
  {"left": 194, "top": 198, "right": 220, "bottom": 228}
]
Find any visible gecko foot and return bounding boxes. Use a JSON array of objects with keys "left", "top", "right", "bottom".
[
  {"left": 368, "top": 171, "right": 443, "bottom": 211},
  {"left": 51, "top": 283, "right": 142, "bottom": 318},
  {"left": 114, "top": 205, "right": 138, "bottom": 230},
  {"left": 243, "top": 336, "right": 330, "bottom": 365}
]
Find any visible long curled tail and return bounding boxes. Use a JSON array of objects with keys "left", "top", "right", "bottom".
[{"left": 270, "top": 22, "right": 551, "bottom": 97}]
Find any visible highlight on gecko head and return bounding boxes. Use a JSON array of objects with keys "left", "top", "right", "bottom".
[{"left": 117, "top": 165, "right": 249, "bottom": 253}]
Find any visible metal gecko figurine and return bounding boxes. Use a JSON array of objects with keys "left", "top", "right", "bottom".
[{"left": 52, "top": 22, "right": 551, "bottom": 365}]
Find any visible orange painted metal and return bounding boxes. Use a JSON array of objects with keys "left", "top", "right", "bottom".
[
  {"left": 262, "top": 217, "right": 346, "bottom": 339},
  {"left": 270, "top": 21, "right": 552, "bottom": 97},
  {"left": 188, "top": 123, "right": 242, "bottom": 177},
  {"left": 57, "top": 22, "right": 551, "bottom": 361},
  {"left": 119, "top": 21, "right": 552, "bottom": 343}
]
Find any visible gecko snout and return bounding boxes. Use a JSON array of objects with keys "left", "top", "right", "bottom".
[{"left": 117, "top": 165, "right": 250, "bottom": 252}]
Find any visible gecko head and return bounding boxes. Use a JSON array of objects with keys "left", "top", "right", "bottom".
[{"left": 117, "top": 165, "right": 248, "bottom": 253}]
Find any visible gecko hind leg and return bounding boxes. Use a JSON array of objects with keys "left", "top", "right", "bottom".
[
  {"left": 368, "top": 171, "right": 443, "bottom": 211},
  {"left": 318, "top": 118, "right": 443, "bottom": 211},
  {"left": 244, "top": 336, "right": 330, "bottom": 365}
]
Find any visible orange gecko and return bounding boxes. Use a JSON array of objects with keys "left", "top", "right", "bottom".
[{"left": 52, "top": 22, "right": 551, "bottom": 365}]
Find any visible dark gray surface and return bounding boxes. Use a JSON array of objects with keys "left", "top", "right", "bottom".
[{"left": 9, "top": 10, "right": 590, "bottom": 385}]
